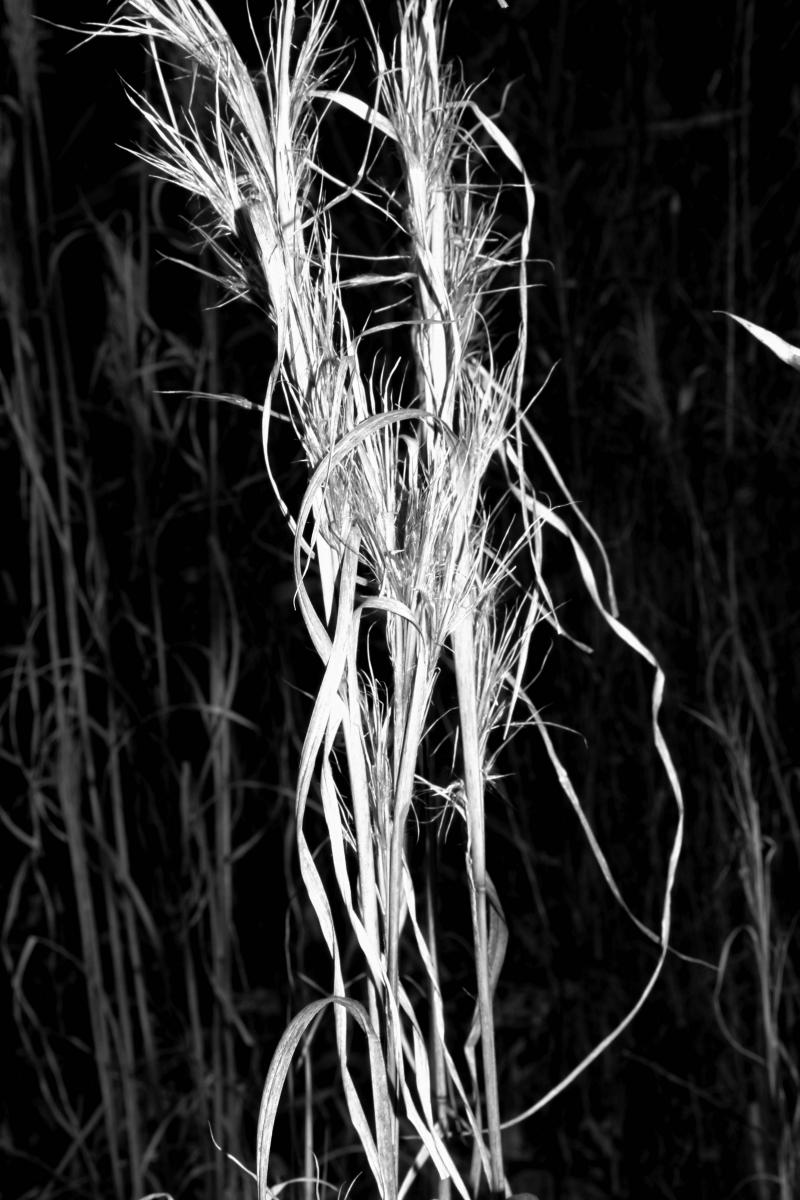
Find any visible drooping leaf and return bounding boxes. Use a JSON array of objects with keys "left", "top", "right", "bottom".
[{"left": 717, "top": 311, "right": 800, "bottom": 372}]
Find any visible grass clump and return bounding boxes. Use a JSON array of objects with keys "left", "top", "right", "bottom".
[{"left": 79, "top": 0, "right": 683, "bottom": 1194}]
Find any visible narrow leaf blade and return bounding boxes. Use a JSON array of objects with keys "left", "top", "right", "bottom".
[{"left": 717, "top": 310, "right": 800, "bottom": 371}]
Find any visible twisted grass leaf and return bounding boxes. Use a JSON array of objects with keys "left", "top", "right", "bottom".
[
  {"left": 289, "top": 528, "right": 394, "bottom": 1178},
  {"left": 255, "top": 996, "right": 395, "bottom": 1200}
]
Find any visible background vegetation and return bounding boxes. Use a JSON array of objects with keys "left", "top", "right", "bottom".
[{"left": 2, "top": 1, "right": 798, "bottom": 1198}]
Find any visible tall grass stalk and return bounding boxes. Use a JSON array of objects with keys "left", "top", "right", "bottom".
[{"left": 97, "top": 0, "right": 684, "bottom": 1194}]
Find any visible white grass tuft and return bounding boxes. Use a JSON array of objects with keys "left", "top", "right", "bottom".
[{"left": 99, "top": 2, "right": 684, "bottom": 1196}]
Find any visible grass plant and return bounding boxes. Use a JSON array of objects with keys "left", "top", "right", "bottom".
[{"left": 92, "top": 1, "right": 683, "bottom": 1196}]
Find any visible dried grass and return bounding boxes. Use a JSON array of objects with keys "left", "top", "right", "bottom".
[{"left": 10, "top": 1, "right": 687, "bottom": 1195}]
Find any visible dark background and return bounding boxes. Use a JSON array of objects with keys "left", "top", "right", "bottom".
[{"left": 2, "top": 1, "right": 799, "bottom": 1198}]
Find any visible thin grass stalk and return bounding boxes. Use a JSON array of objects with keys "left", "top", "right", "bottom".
[
  {"left": 97, "top": 224, "right": 163, "bottom": 1101},
  {"left": 94, "top": 215, "right": 172, "bottom": 732},
  {"left": 423, "top": 834, "right": 451, "bottom": 1200},
  {"left": 302, "top": 1046, "right": 314, "bottom": 1200},
  {"left": 57, "top": 735, "right": 124, "bottom": 1192},
  {"left": 452, "top": 614, "right": 502, "bottom": 1192},
  {"left": 202, "top": 271, "right": 239, "bottom": 1190},
  {"left": 106, "top": 702, "right": 159, "bottom": 1091},
  {"left": 180, "top": 760, "right": 211, "bottom": 1130},
  {"left": 87, "top": 710, "right": 146, "bottom": 1195},
  {"left": 343, "top": 638, "right": 382, "bottom": 1036},
  {"left": 79, "top": 519, "right": 147, "bottom": 1193},
  {"left": 386, "top": 624, "right": 430, "bottom": 1123}
]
